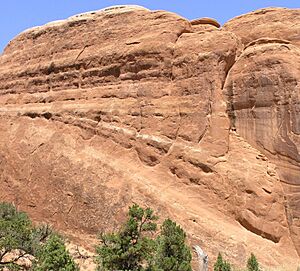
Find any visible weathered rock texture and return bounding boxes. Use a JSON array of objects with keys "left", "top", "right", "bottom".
[
  {"left": 223, "top": 7, "right": 300, "bottom": 261},
  {"left": 0, "top": 5, "right": 299, "bottom": 269}
]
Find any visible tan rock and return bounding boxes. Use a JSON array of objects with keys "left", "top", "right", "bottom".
[
  {"left": 223, "top": 7, "right": 300, "bottom": 47},
  {"left": 224, "top": 37, "right": 300, "bottom": 255},
  {"left": 190, "top": 17, "right": 220, "bottom": 32},
  {"left": 0, "top": 5, "right": 299, "bottom": 270}
]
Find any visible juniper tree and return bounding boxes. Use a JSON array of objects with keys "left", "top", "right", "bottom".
[
  {"left": 214, "top": 253, "right": 232, "bottom": 271},
  {"left": 33, "top": 233, "right": 79, "bottom": 271},
  {"left": 0, "top": 202, "right": 36, "bottom": 270},
  {"left": 96, "top": 204, "right": 158, "bottom": 271},
  {"left": 153, "top": 219, "right": 192, "bottom": 271},
  {"left": 247, "top": 253, "right": 259, "bottom": 271}
]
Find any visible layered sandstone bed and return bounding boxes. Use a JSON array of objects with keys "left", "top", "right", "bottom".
[{"left": 0, "top": 5, "right": 299, "bottom": 269}]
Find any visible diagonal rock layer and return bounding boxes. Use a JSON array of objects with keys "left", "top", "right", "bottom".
[{"left": 0, "top": 5, "right": 299, "bottom": 269}]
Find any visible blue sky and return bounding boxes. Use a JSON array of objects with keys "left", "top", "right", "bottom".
[{"left": 0, "top": 0, "right": 299, "bottom": 53}]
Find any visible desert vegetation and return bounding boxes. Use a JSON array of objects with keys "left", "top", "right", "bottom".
[
  {"left": 96, "top": 204, "right": 192, "bottom": 271},
  {"left": 0, "top": 202, "right": 262, "bottom": 271},
  {"left": 0, "top": 202, "right": 78, "bottom": 271}
]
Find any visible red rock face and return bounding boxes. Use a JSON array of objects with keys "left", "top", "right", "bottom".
[
  {"left": 224, "top": 7, "right": 300, "bottom": 258},
  {"left": 0, "top": 5, "right": 299, "bottom": 269}
]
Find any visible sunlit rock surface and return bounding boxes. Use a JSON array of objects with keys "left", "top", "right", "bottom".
[{"left": 0, "top": 5, "right": 299, "bottom": 269}]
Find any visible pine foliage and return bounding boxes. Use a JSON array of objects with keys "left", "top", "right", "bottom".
[
  {"left": 96, "top": 204, "right": 158, "bottom": 271},
  {"left": 214, "top": 253, "right": 232, "bottom": 271},
  {"left": 247, "top": 253, "right": 259, "bottom": 271},
  {"left": 153, "top": 219, "right": 192, "bottom": 271},
  {"left": 33, "top": 234, "right": 79, "bottom": 271}
]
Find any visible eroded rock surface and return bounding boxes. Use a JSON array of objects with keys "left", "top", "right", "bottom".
[
  {"left": 223, "top": 8, "right": 300, "bottom": 47},
  {"left": 224, "top": 7, "right": 300, "bottom": 258},
  {"left": 0, "top": 5, "right": 299, "bottom": 269}
]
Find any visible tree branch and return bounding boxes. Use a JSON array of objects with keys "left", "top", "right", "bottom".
[
  {"left": 75, "top": 246, "right": 90, "bottom": 260},
  {"left": 0, "top": 251, "right": 28, "bottom": 265},
  {"left": 0, "top": 250, "right": 8, "bottom": 262}
]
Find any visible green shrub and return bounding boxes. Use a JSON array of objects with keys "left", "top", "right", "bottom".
[
  {"left": 96, "top": 204, "right": 193, "bottom": 271},
  {"left": 96, "top": 204, "right": 158, "bottom": 271},
  {"left": 33, "top": 233, "right": 79, "bottom": 271},
  {"left": 247, "top": 253, "right": 259, "bottom": 271},
  {"left": 0, "top": 202, "right": 76, "bottom": 271},
  {"left": 214, "top": 252, "right": 232, "bottom": 271},
  {"left": 153, "top": 219, "right": 192, "bottom": 271},
  {"left": 0, "top": 202, "right": 36, "bottom": 269}
]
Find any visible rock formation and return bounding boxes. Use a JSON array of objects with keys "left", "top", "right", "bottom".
[
  {"left": 0, "top": 5, "right": 299, "bottom": 269},
  {"left": 223, "top": 7, "right": 300, "bottom": 260}
]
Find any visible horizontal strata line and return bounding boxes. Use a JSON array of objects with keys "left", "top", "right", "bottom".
[
  {"left": 0, "top": 86, "right": 171, "bottom": 102},
  {"left": 0, "top": 77, "right": 171, "bottom": 94},
  {"left": 0, "top": 80, "right": 169, "bottom": 92},
  {"left": 0, "top": 105, "right": 204, "bottom": 119},
  {"left": 0, "top": 103, "right": 138, "bottom": 113},
  {"left": 0, "top": 93, "right": 206, "bottom": 106},
  {"left": 0, "top": 93, "right": 165, "bottom": 103},
  {"left": 0, "top": 77, "right": 173, "bottom": 95},
  {"left": 2, "top": 94, "right": 174, "bottom": 106},
  {"left": 0, "top": 91, "right": 210, "bottom": 109},
  {"left": 0, "top": 83, "right": 215, "bottom": 105},
  {"left": 0, "top": 59, "right": 169, "bottom": 81},
  {"left": 0, "top": 70, "right": 170, "bottom": 82}
]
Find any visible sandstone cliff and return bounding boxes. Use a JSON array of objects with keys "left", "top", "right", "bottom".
[{"left": 0, "top": 5, "right": 299, "bottom": 269}]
